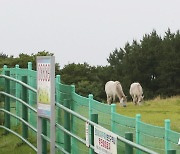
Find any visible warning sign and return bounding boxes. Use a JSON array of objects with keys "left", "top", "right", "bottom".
[
  {"left": 37, "top": 57, "right": 54, "bottom": 118},
  {"left": 94, "top": 126, "right": 117, "bottom": 154}
]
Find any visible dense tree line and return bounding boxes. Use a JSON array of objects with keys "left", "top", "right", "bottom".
[
  {"left": 1, "top": 29, "right": 180, "bottom": 102},
  {"left": 107, "top": 29, "right": 180, "bottom": 99}
]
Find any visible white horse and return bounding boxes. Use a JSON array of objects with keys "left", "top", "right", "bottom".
[
  {"left": 129, "top": 82, "right": 144, "bottom": 105},
  {"left": 105, "top": 81, "right": 127, "bottom": 107}
]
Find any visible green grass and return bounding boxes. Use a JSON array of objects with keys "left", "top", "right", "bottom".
[
  {"left": 116, "top": 95, "right": 180, "bottom": 132},
  {"left": 0, "top": 128, "right": 36, "bottom": 154}
]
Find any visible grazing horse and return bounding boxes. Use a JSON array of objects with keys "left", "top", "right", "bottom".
[
  {"left": 129, "top": 82, "right": 144, "bottom": 105},
  {"left": 105, "top": 81, "right": 127, "bottom": 107}
]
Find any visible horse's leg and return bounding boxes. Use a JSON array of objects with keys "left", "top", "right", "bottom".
[
  {"left": 137, "top": 96, "right": 142, "bottom": 105},
  {"left": 135, "top": 96, "right": 138, "bottom": 105},
  {"left": 107, "top": 95, "right": 109, "bottom": 104},
  {"left": 133, "top": 96, "right": 136, "bottom": 105},
  {"left": 110, "top": 96, "right": 113, "bottom": 104},
  {"left": 107, "top": 95, "right": 112, "bottom": 105},
  {"left": 113, "top": 95, "right": 116, "bottom": 103},
  {"left": 118, "top": 96, "right": 122, "bottom": 106},
  {"left": 130, "top": 95, "right": 134, "bottom": 104},
  {"left": 133, "top": 95, "right": 138, "bottom": 105}
]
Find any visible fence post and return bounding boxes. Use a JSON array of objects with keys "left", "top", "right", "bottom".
[
  {"left": 42, "top": 118, "right": 47, "bottom": 154},
  {"left": 3, "top": 65, "right": 7, "bottom": 74},
  {"left": 28, "top": 61, "right": 32, "bottom": 70},
  {"left": 125, "top": 132, "right": 133, "bottom": 154},
  {"left": 89, "top": 94, "right": 93, "bottom": 120},
  {"left": 167, "top": 150, "right": 176, "bottom": 154},
  {"left": 136, "top": 114, "right": 141, "bottom": 154},
  {"left": 111, "top": 104, "right": 116, "bottom": 132},
  {"left": 165, "top": 119, "right": 171, "bottom": 154},
  {"left": 91, "top": 113, "right": 98, "bottom": 154},
  {"left": 28, "top": 62, "right": 33, "bottom": 126},
  {"left": 22, "top": 76, "right": 28, "bottom": 139},
  {"left": 71, "top": 85, "right": 75, "bottom": 153},
  {"left": 56, "top": 75, "right": 61, "bottom": 103},
  {"left": 56, "top": 75, "right": 62, "bottom": 147},
  {"left": 89, "top": 94, "right": 93, "bottom": 154},
  {"left": 15, "top": 64, "right": 20, "bottom": 125},
  {"left": 4, "top": 70, "right": 10, "bottom": 134},
  {"left": 64, "top": 99, "right": 71, "bottom": 153}
]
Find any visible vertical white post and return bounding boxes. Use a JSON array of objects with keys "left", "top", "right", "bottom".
[
  {"left": 37, "top": 117, "right": 42, "bottom": 154},
  {"left": 50, "top": 56, "right": 55, "bottom": 154}
]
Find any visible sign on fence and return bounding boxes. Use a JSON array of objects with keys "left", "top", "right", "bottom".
[
  {"left": 94, "top": 126, "right": 117, "bottom": 154},
  {"left": 37, "top": 56, "right": 55, "bottom": 154},
  {"left": 37, "top": 57, "right": 52, "bottom": 118},
  {"left": 85, "top": 122, "right": 89, "bottom": 147}
]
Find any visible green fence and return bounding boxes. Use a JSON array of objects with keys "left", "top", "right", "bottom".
[{"left": 0, "top": 63, "right": 179, "bottom": 154}]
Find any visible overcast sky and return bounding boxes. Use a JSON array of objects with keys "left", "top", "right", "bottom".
[{"left": 0, "top": 0, "right": 180, "bottom": 68}]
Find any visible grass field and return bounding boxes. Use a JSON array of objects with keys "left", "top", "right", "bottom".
[
  {"left": 0, "top": 96, "right": 179, "bottom": 153},
  {"left": 116, "top": 95, "right": 180, "bottom": 132},
  {"left": 0, "top": 128, "right": 36, "bottom": 154}
]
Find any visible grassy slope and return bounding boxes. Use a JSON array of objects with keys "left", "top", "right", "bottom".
[{"left": 116, "top": 96, "right": 180, "bottom": 132}]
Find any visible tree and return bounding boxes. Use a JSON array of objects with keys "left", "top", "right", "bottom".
[{"left": 157, "top": 29, "right": 180, "bottom": 96}]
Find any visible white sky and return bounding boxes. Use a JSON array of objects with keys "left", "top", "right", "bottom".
[{"left": 0, "top": 0, "right": 180, "bottom": 68}]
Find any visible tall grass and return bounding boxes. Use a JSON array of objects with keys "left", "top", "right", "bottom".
[{"left": 116, "top": 96, "right": 180, "bottom": 132}]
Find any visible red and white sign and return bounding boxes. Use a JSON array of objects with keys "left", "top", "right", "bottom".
[
  {"left": 94, "top": 126, "right": 117, "bottom": 154},
  {"left": 37, "top": 58, "right": 51, "bottom": 118},
  {"left": 37, "top": 63, "right": 50, "bottom": 82}
]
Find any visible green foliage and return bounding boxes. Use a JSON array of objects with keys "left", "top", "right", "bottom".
[
  {"left": 60, "top": 63, "right": 106, "bottom": 101},
  {"left": 60, "top": 63, "right": 91, "bottom": 85},
  {"left": 76, "top": 80, "right": 103, "bottom": 101},
  {"left": 0, "top": 51, "right": 60, "bottom": 73}
]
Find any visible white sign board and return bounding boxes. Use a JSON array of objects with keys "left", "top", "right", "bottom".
[
  {"left": 85, "top": 122, "right": 89, "bottom": 147},
  {"left": 178, "top": 138, "right": 180, "bottom": 145},
  {"left": 37, "top": 56, "right": 55, "bottom": 154},
  {"left": 94, "top": 126, "right": 117, "bottom": 154},
  {"left": 37, "top": 57, "right": 52, "bottom": 118}
]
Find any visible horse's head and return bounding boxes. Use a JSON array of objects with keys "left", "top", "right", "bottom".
[
  {"left": 120, "top": 96, "right": 127, "bottom": 107},
  {"left": 138, "top": 95, "right": 144, "bottom": 104}
]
